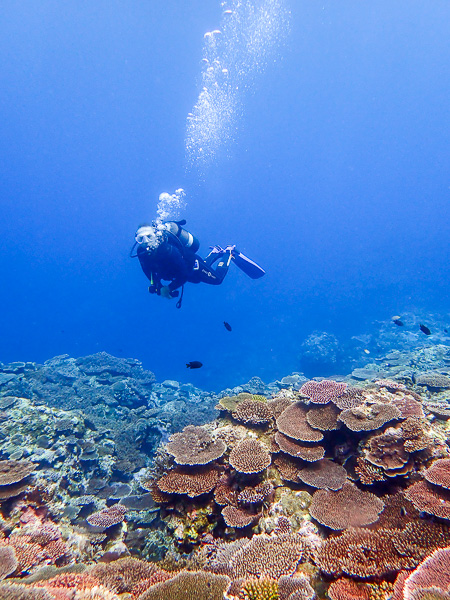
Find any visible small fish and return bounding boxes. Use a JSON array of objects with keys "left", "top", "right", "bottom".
[
  {"left": 392, "top": 315, "right": 404, "bottom": 326},
  {"left": 186, "top": 361, "right": 203, "bottom": 369},
  {"left": 444, "top": 329, "right": 448, "bottom": 334},
  {"left": 364, "top": 349, "right": 370, "bottom": 355},
  {"left": 224, "top": 321, "right": 232, "bottom": 332},
  {"left": 419, "top": 324, "right": 431, "bottom": 335}
]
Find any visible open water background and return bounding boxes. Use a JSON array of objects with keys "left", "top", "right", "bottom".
[{"left": 0, "top": 1, "right": 449, "bottom": 391}]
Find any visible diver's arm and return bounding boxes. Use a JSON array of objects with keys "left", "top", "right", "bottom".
[
  {"left": 148, "top": 273, "right": 162, "bottom": 294},
  {"left": 167, "top": 278, "right": 185, "bottom": 296}
]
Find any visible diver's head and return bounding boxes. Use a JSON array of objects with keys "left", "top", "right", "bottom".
[{"left": 135, "top": 224, "right": 161, "bottom": 249}]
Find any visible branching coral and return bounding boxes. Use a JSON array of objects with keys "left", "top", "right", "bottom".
[
  {"left": 90, "top": 557, "right": 161, "bottom": 594},
  {"left": 238, "top": 482, "right": 273, "bottom": 505},
  {"left": 316, "top": 527, "right": 410, "bottom": 578},
  {"left": 273, "top": 455, "right": 303, "bottom": 483},
  {"left": 392, "top": 396, "right": 425, "bottom": 419},
  {"left": 327, "top": 578, "right": 372, "bottom": 600},
  {"left": 400, "top": 418, "right": 430, "bottom": 452},
  {"left": 355, "top": 456, "right": 386, "bottom": 485},
  {"left": 0, "top": 583, "right": 54, "bottom": 599},
  {"left": 317, "top": 520, "right": 450, "bottom": 579},
  {"left": 241, "top": 578, "right": 279, "bottom": 600}
]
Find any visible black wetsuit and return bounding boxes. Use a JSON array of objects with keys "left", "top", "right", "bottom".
[{"left": 137, "top": 230, "right": 230, "bottom": 296}]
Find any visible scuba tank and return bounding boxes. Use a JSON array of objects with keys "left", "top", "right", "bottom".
[{"left": 164, "top": 220, "right": 200, "bottom": 254}]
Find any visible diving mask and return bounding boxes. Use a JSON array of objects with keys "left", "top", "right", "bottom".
[{"left": 135, "top": 225, "right": 160, "bottom": 247}]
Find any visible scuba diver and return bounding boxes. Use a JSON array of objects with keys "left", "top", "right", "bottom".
[{"left": 130, "top": 220, "right": 265, "bottom": 308}]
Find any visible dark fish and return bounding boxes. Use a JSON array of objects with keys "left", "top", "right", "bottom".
[
  {"left": 186, "top": 361, "right": 203, "bottom": 369},
  {"left": 444, "top": 329, "right": 448, "bottom": 333},
  {"left": 393, "top": 319, "right": 404, "bottom": 327},
  {"left": 224, "top": 321, "right": 232, "bottom": 332},
  {"left": 419, "top": 324, "right": 431, "bottom": 335}
]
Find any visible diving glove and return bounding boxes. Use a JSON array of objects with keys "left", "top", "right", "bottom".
[
  {"left": 160, "top": 286, "right": 173, "bottom": 299},
  {"left": 160, "top": 286, "right": 179, "bottom": 299}
]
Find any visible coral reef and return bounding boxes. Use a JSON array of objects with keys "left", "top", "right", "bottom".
[{"left": 0, "top": 346, "right": 449, "bottom": 598}]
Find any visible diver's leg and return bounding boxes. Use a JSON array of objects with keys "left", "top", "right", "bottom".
[
  {"left": 195, "top": 250, "right": 233, "bottom": 285},
  {"left": 204, "top": 245, "right": 225, "bottom": 267}
]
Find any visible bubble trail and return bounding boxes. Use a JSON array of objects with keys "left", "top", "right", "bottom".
[{"left": 186, "top": 0, "right": 290, "bottom": 171}]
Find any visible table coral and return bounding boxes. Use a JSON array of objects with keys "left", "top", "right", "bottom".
[
  {"left": 156, "top": 465, "right": 221, "bottom": 497},
  {"left": 221, "top": 505, "right": 258, "bottom": 528},
  {"left": 229, "top": 439, "right": 271, "bottom": 474},
  {"left": 297, "top": 459, "right": 347, "bottom": 490},
  {"left": 306, "top": 404, "right": 341, "bottom": 431},
  {"left": 339, "top": 403, "right": 401, "bottom": 432},
  {"left": 276, "top": 404, "right": 324, "bottom": 442},
  {"left": 299, "top": 380, "right": 348, "bottom": 405},
  {"left": 309, "top": 482, "right": 385, "bottom": 530},
  {"left": 424, "top": 458, "right": 450, "bottom": 489},
  {"left": 232, "top": 399, "right": 273, "bottom": 426},
  {"left": 230, "top": 532, "right": 307, "bottom": 580},
  {"left": 137, "top": 570, "right": 231, "bottom": 600},
  {"left": 0, "top": 545, "right": 18, "bottom": 580},
  {"left": 0, "top": 460, "right": 34, "bottom": 486},
  {"left": 86, "top": 505, "right": 126, "bottom": 530},
  {"left": 165, "top": 425, "right": 226, "bottom": 465},
  {"left": 274, "top": 432, "right": 325, "bottom": 462},
  {"left": 404, "top": 480, "right": 450, "bottom": 519},
  {"left": 403, "top": 546, "right": 450, "bottom": 600}
]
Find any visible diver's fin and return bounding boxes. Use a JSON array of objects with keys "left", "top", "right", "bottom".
[{"left": 231, "top": 250, "right": 265, "bottom": 279}]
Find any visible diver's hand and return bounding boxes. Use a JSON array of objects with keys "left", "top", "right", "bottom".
[{"left": 160, "top": 286, "right": 174, "bottom": 299}]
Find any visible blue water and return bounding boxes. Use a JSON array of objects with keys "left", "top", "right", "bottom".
[{"left": 1, "top": 1, "right": 449, "bottom": 391}]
